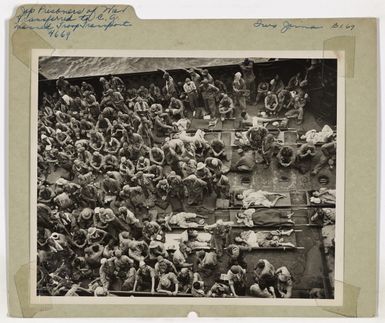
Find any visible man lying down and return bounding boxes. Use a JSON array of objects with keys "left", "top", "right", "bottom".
[
  {"left": 233, "top": 229, "right": 296, "bottom": 248},
  {"left": 165, "top": 229, "right": 212, "bottom": 251},
  {"left": 163, "top": 212, "right": 208, "bottom": 229},
  {"left": 235, "top": 208, "right": 295, "bottom": 227},
  {"left": 235, "top": 189, "right": 286, "bottom": 208}
]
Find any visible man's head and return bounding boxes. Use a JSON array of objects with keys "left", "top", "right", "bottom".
[
  {"left": 265, "top": 133, "right": 275, "bottom": 143},
  {"left": 120, "top": 231, "right": 131, "bottom": 239},
  {"left": 230, "top": 265, "right": 241, "bottom": 274},
  {"left": 277, "top": 272, "right": 289, "bottom": 283},
  {"left": 231, "top": 246, "right": 240, "bottom": 257},
  {"left": 115, "top": 249, "right": 122, "bottom": 258},
  {"left": 265, "top": 233, "right": 274, "bottom": 240},
  {"left": 80, "top": 208, "right": 93, "bottom": 220},
  {"left": 180, "top": 268, "right": 189, "bottom": 276},
  {"left": 196, "top": 250, "right": 206, "bottom": 258},
  {"left": 234, "top": 236, "right": 243, "bottom": 244},
  {"left": 187, "top": 229, "right": 199, "bottom": 239},
  {"left": 255, "top": 259, "right": 266, "bottom": 270},
  {"left": 310, "top": 197, "right": 321, "bottom": 204},
  {"left": 192, "top": 281, "right": 204, "bottom": 291},
  {"left": 159, "top": 275, "right": 171, "bottom": 289},
  {"left": 122, "top": 185, "right": 130, "bottom": 193},
  {"left": 281, "top": 146, "right": 294, "bottom": 157},
  {"left": 236, "top": 193, "right": 244, "bottom": 200},
  {"left": 94, "top": 286, "right": 107, "bottom": 296},
  {"left": 196, "top": 162, "right": 205, "bottom": 171}
]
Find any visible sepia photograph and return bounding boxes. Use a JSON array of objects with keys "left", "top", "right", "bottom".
[{"left": 32, "top": 52, "right": 342, "bottom": 303}]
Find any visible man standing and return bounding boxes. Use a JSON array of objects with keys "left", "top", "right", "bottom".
[
  {"left": 233, "top": 72, "right": 247, "bottom": 113},
  {"left": 183, "top": 174, "right": 208, "bottom": 205},
  {"left": 240, "top": 58, "right": 256, "bottom": 104},
  {"left": 200, "top": 79, "right": 220, "bottom": 118},
  {"left": 204, "top": 220, "right": 233, "bottom": 256},
  {"left": 183, "top": 78, "right": 199, "bottom": 115}
]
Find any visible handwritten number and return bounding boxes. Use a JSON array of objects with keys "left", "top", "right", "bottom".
[{"left": 331, "top": 22, "right": 355, "bottom": 31}]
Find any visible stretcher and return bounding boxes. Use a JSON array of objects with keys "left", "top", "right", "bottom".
[
  {"left": 230, "top": 189, "right": 335, "bottom": 208},
  {"left": 164, "top": 230, "right": 212, "bottom": 251},
  {"left": 231, "top": 189, "right": 292, "bottom": 207},
  {"left": 231, "top": 228, "right": 304, "bottom": 250},
  {"left": 163, "top": 227, "right": 303, "bottom": 251},
  {"left": 189, "top": 118, "right": 222, "bottom": 131},
  {"left": 228, "top": 209, "right": 295, "bottom": 228}
]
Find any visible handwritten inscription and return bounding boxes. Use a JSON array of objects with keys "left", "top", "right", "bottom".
[
  {"left": 254, "top": 19, "right": 355, "bottom": 33},
  {"left": 14, "top": 5, "right": 132, "bottom": 40},
  {"left": 331, "top": 22, "right": 355, "bottom": 31}
]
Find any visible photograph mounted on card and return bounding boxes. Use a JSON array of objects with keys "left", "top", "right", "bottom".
[{"left": 7, "top": 4, "right": 378, "bottom": 318}]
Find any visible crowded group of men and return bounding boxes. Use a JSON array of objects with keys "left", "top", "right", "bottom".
[{"left": 36, "top": 58, "right": 334, "bottom": 298}]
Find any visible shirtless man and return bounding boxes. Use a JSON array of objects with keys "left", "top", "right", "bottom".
[
  {"left": 237, "top": 189, "right": 285, "bottom": 208},
  {"left": 164, "top": 212, "right": 207, "bottom": 229},
  {"left": 234, "top": 229, "right": 295, "bottom": 248}
]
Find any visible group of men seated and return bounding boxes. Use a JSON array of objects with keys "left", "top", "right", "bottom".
[{"left": 36, "top": 59, "right": 332, "bottom": 298}]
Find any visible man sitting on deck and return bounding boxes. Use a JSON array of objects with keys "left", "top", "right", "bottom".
[
  {"left": 275, "top": 266, "right": 293, "bottom": 298},
  {"left": 264, "top": 91, "right": 279, "bottom": 116},
  {"left": 250, "top": 259, "right": 276, "bottom": 298},
  {"left": 207, "top": 280, "right": 231, "bottom": 297},
  {"left": 311, "top": 137, "right": 337, "bottom": 175},
  {"left": 196, "top": 250, "right": 218, "bottom": 271},
  {"left": 226, "top": 265, "right": 247, "bottom": 297},
  {"left": 218, "top": 94, "right": 235, "bottom": 121},
  {"left": 277, "top": 146, "right": 296, "bottom": 168}
]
